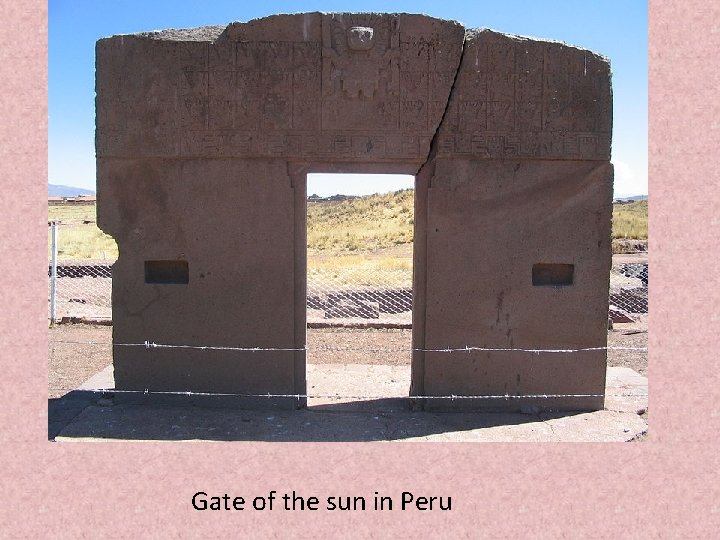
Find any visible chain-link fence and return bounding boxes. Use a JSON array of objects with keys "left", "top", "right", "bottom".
[
  {"left": 608, "top": 261, "right": 648, "bottom": 322},
  {"left": 48, "top": 222, "right": 115, "bottom": 322},
  {"left": 308, "top": 267, "right": 412, "bottom": 326},
  {"left": 48, "top": 222, "right": 648, "bottom": 324}
]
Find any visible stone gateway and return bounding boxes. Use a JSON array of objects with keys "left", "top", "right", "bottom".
[{"left": 96, "top": 13, "right": 613, "bottom": 411}]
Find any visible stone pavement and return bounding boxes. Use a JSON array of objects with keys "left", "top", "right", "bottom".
[{"left": 50, "top": 365, "right": 647, "bottom": 442}]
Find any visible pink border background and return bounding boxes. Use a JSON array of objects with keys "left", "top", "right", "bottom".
[{"left": 2, "top": 0, "right": 719, "bottom": 535}]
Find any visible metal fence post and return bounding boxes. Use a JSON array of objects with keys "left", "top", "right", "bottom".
[{"left": 49, "top": 221, "right": 58, "bottom": 324}]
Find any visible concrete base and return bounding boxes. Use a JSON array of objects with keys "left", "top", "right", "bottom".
[{"left": 51, "top": 365, "right": 647, "bottom": 442}]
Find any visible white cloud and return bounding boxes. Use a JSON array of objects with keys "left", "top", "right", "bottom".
[{"left": 612, "top": 160, "right": 647, "bottom": 198}]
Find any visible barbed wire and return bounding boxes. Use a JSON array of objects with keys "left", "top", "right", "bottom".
[
  {"left": 50, "top": 386, "right": 646, "bottom": 401},
  {"left": 49, "top": 339, "right": 647, "bottom": 353}
]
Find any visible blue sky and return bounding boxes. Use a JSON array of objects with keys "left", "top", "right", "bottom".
[{"left": 49, "top": 0, "right": 647, "bottom": 197}]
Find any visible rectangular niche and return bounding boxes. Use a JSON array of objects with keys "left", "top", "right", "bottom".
[
  {"left": 144, "top": 260, "right": 189, "bottom": 284},
  {"left": 532, "top": 263, "right": 574, "bottom": 286}
]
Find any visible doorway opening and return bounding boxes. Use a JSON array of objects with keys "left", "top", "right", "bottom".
[{"left": 305, "top": 173, "right": 415, "bottom": 409}]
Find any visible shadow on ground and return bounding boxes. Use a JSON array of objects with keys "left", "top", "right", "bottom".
[
  {"left": 49, "top": 390, "right": 104, "bottom": 440},
  {"left": 49, "top": 391, "right": 607, "bottom": 442},
  {"left": 50, "top": 364, "right": 648, "bottom": 442}
]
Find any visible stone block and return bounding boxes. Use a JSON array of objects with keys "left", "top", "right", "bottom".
[{"left": 96, "top": 13, "right": 613, "bottom": 411}]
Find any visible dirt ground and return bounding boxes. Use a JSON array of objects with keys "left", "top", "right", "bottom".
[
  {"left": 606, "top": 315, "right": 648, "bottom": 376},
  {"left": 48, "top": 321, "right": 647, "bottom": 399},
  {"left": 48, "top": 324, "right": 113, "bottom": 399}
]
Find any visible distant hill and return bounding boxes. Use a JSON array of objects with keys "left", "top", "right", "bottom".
[
  {"left": 308, "top": 193, "right": 358, "bottom": 203},
  {"left": 308, "top": 189, "right": 413, "bottom": 251},
  {"left": 307, "top": 188, "right": 648, "bottom": 252},
  {"left": 49, "top": 184, "right": 95, "bottom": 197},
  {"left": 614, "top": 194, "right": 648, "bottom": 203}
]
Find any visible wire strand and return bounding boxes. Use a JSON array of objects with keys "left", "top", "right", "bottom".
[
  {"left": 48, "top": 340, "right": 648, "bottom": 354},
  {"left": 59, "top": 387, "right": 646, "bottom": 401}
]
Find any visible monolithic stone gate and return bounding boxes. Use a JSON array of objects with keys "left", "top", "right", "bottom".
[{"left": 96, "top": 13, "right": 613, "bottom": 411}]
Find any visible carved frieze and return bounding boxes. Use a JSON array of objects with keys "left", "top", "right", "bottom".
[
  {"left": 436, "top": 30, "right": 612, "bottom": 160},
  {"left": 96, "top": 14, "right": 463, "bottom": 161},
  {"left": 96, "top": 16, "right": 609, "bottom": 162},
  {"left": 320, "top": 14, "right": 400, "bottom": 130}
]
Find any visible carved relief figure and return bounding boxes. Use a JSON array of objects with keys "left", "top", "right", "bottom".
[{"left": 321, "top": 14, "right": 400, "bottom": 129}]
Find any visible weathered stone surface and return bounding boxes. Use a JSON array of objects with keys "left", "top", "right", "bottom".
[
  {"left": 434, "top": 30, "right": 612, "bottom": 161},
  {"left": 134, "top": 25, "right": 226, "bottom": 41},
  {"left": 98, "top": 158, "right": 301, "bottom": 402},
  {"left": 96, "top": 13, "right": 613, "bottom": 411},
  {"left": 411, "top": 158, "right": 612, "bottom": 410},
  {"left": 96, "top": 13, "right": 464, "bottom": 164}
]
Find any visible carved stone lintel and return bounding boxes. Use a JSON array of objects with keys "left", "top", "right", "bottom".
[{"left": 96, "top": 16, "right": 609, "bottom": 161}]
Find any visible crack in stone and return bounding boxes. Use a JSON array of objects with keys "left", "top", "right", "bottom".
[
  {"left": 538, "top": 413, "right": 558, "bottom": 439},
  {"left": 416, "top": 31, "right": 468, "bottom": 177}
]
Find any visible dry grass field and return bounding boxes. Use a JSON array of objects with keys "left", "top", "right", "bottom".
[
  {"left": 49, "top": 192, "right": 647, "bottom": 268},
  {"left": 48, "top": 204, "right": 118, "bottom": 261},
  {"left": 612, "top": 200, "right": 648, "bottom": 239},
  {"left": 307, "top": 189, "right": 414, "bottom": 252}
]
